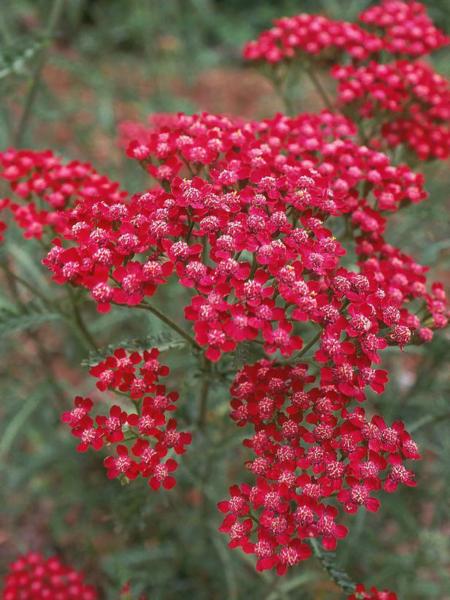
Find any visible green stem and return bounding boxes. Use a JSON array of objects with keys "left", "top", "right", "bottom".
[
  {"left": 197, "top": 358, "right": 212, "bottom": 429},
  {"left": 131, "top": 301, "right": 201, "bottom": 351},
  {"left": 271, "top": 67, "right": 296, "bottom": 116},
  {"left": 2, "top": 260, "right": 98, "bottom": 353},
  {"left": 297, "top": 328, "right": 322, "bottom": 359},
  {"left": 68, "top": 291, "right": 98, "bottom": 351},
  {"left": 409, "top": 412, "right": 450, "bottom": 433},
  {"left": 1, "top": 263, "right": 50, "bottom": 305},
  {"left": 310, "top": 538, "right": 356, "bottom": 594},
  {"left": 1, "top": 258, "right": 64, "bottom": 406},
  {"left": 305, "top": 68, "right": 334, "bottom": 111},
  {"left": 0, "top": 4, "right": 12, "bottom": 45},
  {"left": 13, "top": 0, "right": 66, "bottom": 146}
]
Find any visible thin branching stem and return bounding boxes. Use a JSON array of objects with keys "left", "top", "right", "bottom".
[
  {"left": 296, "top": 328, "right": 322, "bottom": 359},
  {"left": 131, "top": 301, "right": 201, "bottom": 351},
  {"left": 197, "top": 358, "right": 212, "bottom": 429},
  {"left": 305, "top": 67, "right": 334, "bottom": 111},
  {"left": 68, "top": 289, "right": 99, "bottom": 352},
  {"left": 13, "top": 0, "right": 65, "bottom": 146},
  {"left": 270, "top": 66, "right": 296, "bottom": 116},
  {"left": 310, "top": 538, "right": 356, "bottom": 594},
  {"left": 0, "top": 258, "right": 65, "bottom": 406},
  {"left": 1, "top": 263, "right": 50, "bottom": 305}
]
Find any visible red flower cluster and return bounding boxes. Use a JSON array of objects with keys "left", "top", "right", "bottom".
[
  {"left": 359, "top": 0, "right": 449, "bottom": 56},
  {"left": 348, "top": 583, "right": 397, "bottom": 599},
  {"left": 243, "top": 2, "right": 449, "bottom": 163},
  {"left": 62, "top": 348, "right": 191, "bottom": 490},
  {"left": 0, "top": 149, "right": 127, "bottom": 240},
  {"left": 242, "top": 14, "right": 382, "bottom": 64},
  {"left": 218, "top": 360, "right": 419, "bottom": 573},
  {"left": 1, "top": 110, "right": 445, "bottom": 360},
  {"left": 243, "top": 1, "right": 448, "bottom": 66},
  {"left": 0, "top": 2, "right": 448, "bottom": 594},
  {"left": 333, "top": 60, "right": 450, "bottom": 160},
  {"left": 258, "top": 112, "right": 427, "bottom": 220},
  {"left": 2, "top": 552, "right": 97, "bottom": 600}
]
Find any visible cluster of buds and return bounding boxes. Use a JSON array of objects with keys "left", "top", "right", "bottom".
[
  {"left": 243, "top": 14, "right": 382, "bottom": 64},
  {"left": 62, "top": 348, "right": 191, "bottom": 490},
  {"left": 243, "top": 1, "right": 448, "bottom": 66},
  {"left": 243, "top": 1, "right": 449, "bottom": 162}
]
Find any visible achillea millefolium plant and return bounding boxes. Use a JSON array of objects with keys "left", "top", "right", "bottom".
[{"left": 1, "top": 1, "right": 449, "bottom": 598}]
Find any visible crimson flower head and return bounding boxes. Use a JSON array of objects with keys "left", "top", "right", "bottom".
[
  {"left": 2, "top": 552, "right": 98, "bottom": 600},
  {"left": 61, "top": 348, "right": 191, "bottom": 491},
  {"left": 2, "top": 3, "right": 448, "bottom": 582},
  {"left": 348, "top": 583, "right": 397, "bottom": 599}
]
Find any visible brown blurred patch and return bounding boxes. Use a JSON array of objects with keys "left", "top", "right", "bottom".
[{"left": 186, "top": 67, "right": 281, "bottom": 118}]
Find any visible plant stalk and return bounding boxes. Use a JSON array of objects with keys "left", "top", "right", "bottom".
[
  {"left": 310, "top": 538, "right": 356, "bottom": 594},
  {"left": 13, "top": 0, "right": 65, "bottom": 146},
  {"left": 306, "top": 67, "right": 334, "bottom": 111},
  {"left": 134, "top": 301, "right": 201, "bottom": 351}
]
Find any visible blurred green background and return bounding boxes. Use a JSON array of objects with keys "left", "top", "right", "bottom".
[{"left": 0, "top": 1, "right": 449, "bottom": 598}]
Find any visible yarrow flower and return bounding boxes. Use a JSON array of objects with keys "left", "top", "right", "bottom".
[
  {"left": 0, "top": 149, "right": 127, "bottom": 239},
  {"left": 0, "top": 0, "right": 448, "bottom": 587},
  {"left": 242, "top": 14, "right": 382, "bottom": 64},
  {"left": 2, "top": 552, "right": 98, "bottom": 600},
  {"left": 359, "top": 0, "right": 449, "bottom": 57},
  {"left": 348, "top": 583, "right": 397, "bottom": 599},
  {"left": 2, "top": 109, "right": 447, "bottom": 578},
  {"left": 61, "top": 348, "right": 191, "bottom": 490},
  {"left": 218, "top": 359, "right": 420, "bottom": 573},
  {"left": 333, "top": 60, "right": 450, "bottom": 160},
  {"left": 0, "top": 110, "right": 436, "bottom": 365}
]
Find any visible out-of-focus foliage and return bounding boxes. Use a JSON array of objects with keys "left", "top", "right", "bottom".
[{"left": 0, "top": 1, "right": 448, "bottom": 599}]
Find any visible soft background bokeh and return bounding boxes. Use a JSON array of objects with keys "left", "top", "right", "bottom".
[{"left": 0, "top": 1, "right": 449, "bottom": 598}]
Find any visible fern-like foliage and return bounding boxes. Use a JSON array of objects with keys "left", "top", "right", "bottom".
[
  {"left": 81, "top": 331, "right": 187, "bottom": 367},
  {"left": 0, "top": 300, "right": 62, "bottom": 338},
  {"left": 0, "top": 38, "right": 44, "bottom": 81}
]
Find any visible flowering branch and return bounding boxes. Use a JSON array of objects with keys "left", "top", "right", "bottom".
[{"left": 0, "top": 2, "right": 449, "bottom": 598}]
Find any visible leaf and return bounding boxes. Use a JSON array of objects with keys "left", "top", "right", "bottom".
[
  {"left": 81, "top": 331, "right": 187, "bottom": 367},
  {"left": 232, "top": 341, "right": 264, "bottom": 370},
  {"left": 0, "top": 393, "right": 42, "bottom": 459},
  {"left": 0, "top": 300, "right": 62, "bottom": 338},
  {"left": 0, "top": 37, "right": 44, "bottom": 81}
]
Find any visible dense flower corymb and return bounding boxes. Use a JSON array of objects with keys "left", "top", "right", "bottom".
[
  {"left": 0, "top": 0, "right": 448, "bottom": 593},
  {"left": 62, "top": 347, "right": 191, "bottom": 490},
  {"left": 2, "top": 109, "right": 446, "bottom": 580},
  {"left": 0, "top": 149, "right": 127, "bottom": 240},
  {"left": 2, "top": 552, "right": 98, "bottom": 600},
  {"left": 333, "top": 60, "right": 450, "bottom": 160},
  {"left": 218, "top": 359, "right": 420, "bottom": 573},
  {"left": 359, "top": 0, "right": 449, "bottom": 57},
  {"left": 242, "top": 13, "right": 382, "bottom": 64}
]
